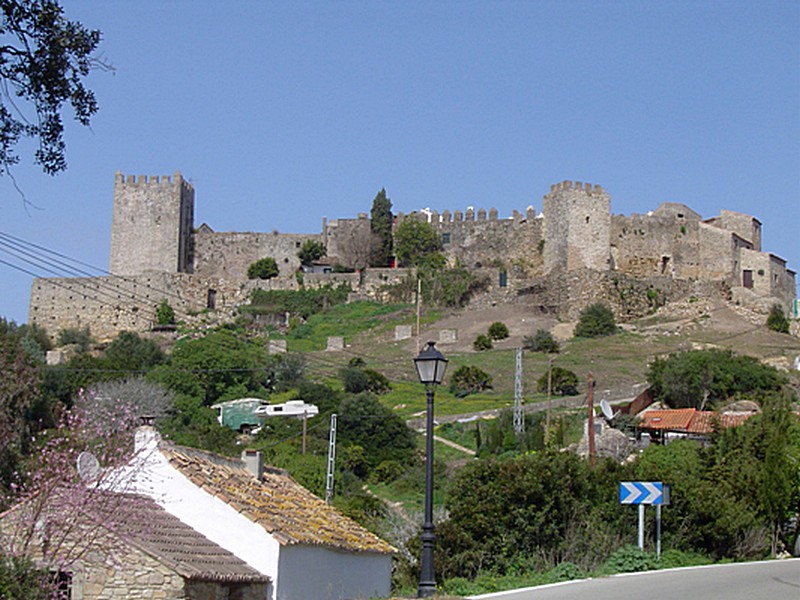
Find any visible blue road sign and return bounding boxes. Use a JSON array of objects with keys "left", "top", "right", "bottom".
[{"left": 620, "top": 481, "right": 668, "bottom": 505}]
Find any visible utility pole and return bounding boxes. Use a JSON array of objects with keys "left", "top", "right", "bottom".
[
  {"left": 325, "top": 414, "right": 337, "bottom": 504},
  {"left": 302, "top": 410, "right": 308, "bottom": 454},
  {"left": 416, "top": 276, "right": 422, "bottom": 351},
  {"left": 513, "top": 347, "right": 524, "bottom": 434},
  {"left": 587, "top": 372, "right": 596, "bottom": 468},
  {"left": 545, "top": 355, "right": 553, "bottom": 442}
]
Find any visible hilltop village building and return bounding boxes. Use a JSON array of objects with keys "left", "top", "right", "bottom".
[{"left": 29, "top": 172, "right": 795, "bottom": 341}]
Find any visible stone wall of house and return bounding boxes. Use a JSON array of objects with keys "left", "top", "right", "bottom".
[
  {"left": 610, "top": 213, "right": 701, "bottom": 279},
  {"left": 697, "top": 221, "right": 739, "bottom": 282},
  {"left": 74, "top": 538, "right": 186, "bottom": 600},
  {"left": 324, "top": 214, "right": 373, "bottom": 268},
  {"left": 185, "top": 581, "right": 269, "bottom": 600},
  {"left": 707, "top": 209, "right": 761, "bottom": 251},
  {"left": 110, "top": 172, "right": 195, "bottom": 276}
]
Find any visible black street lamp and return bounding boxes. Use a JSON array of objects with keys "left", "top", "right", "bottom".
[{"left": 413, "top": 341, "right": 448, "bottom": 598}]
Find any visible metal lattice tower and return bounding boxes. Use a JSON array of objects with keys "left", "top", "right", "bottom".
[
  {"left": 324, "top": 413, "right": 337, "bottom": 504},
  {"left": 513, "top": 347, "right": 524, "bottom": 434}
]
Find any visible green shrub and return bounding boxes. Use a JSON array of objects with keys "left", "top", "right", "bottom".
[
  {"left": 574, "top": 303, "right": 617, "bottom": 338},
  {"left": 523, "top": 329, "right": 560, "bottom": 353},
  {"left": 0, "top": 552, "right": 49, "bottom": 599},
  {"left": 339, "top": 365, "right": 391, "bottom": 395},
  {"left": 449, "top": 365, "right": 493, "bottom": 397},
  {"left": 488, "top": 321, "right": 510, "bottom": 340},
  {"left": 473, "top": 334, "right": 493, "bottom": 351},
  {"left": 596, "top": 545, "right": 654, "bottom": 575},
  {"left": 248, "top": 284, "right": 351, "bottom": 319},
  {"left": 537, "top": 366, "right": 579, "bottom": 396},
  {"left": 766, "top": 304, "right": 790, "bottom": 334},
  {"left": 155, "top": 299, "right": 175, "bottom": 325},
  {"left": 547, "top": 561, "right": 584, "bottom": 581},
  {"left": 647, "top": 348, "right": 785, "bottom": 408},
  {"left": 297, "top": 239, "right": 326, "bottom": 266},
  {"left": 340, "top": 367, "right": 369, "bottom": 394},
  {"left": 370, "top": 459, "right": 405, "bottom": 484},
  {"left": 56, "top": 326, "right": 92, "bottom": 351},
  {"left": 247, "top": 256, "right": 279, "bottom": 280}
]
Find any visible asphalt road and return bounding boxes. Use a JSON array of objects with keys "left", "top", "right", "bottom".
[{"left": 467, "top": 559, "right": 800, "bottom": 600}]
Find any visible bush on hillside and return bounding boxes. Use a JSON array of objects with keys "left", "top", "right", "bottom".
[
  {"left": 537, "top": 366, "right": 579, "bottom": 396},
  {"left": 449, "top": 365, "right": 493, "bottom": 397},
  {"left": 574, "top": 303, "right": 616, "bottom": 338},
  {"left": 488, "top": 321, "right": 510, "bottom": 340},
  {"left": 523, "top": 329, "right": 560, "bottom": 353},
  {"left": 647, "top": 348, "right": 785, "bottom": 409},
  {"left": 766, "top": 304, "right": 790, "bottom": 334},
  {"left": 473, "top": 334, "right": 493, "bottom": 351},
  {"left": 56, "top": 326, "right": 92, "bottom": 351}
]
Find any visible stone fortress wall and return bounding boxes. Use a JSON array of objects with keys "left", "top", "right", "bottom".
[{"left": 29, "top": 172, "right": 796, "bottom": 341}]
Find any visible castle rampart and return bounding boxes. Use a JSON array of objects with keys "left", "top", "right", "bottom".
[
  {"left": 28, "top": 172, "right": 796, "bottom": 341},
  {"left": 193, "top": 229, "right": 321, "bottom": 281}
]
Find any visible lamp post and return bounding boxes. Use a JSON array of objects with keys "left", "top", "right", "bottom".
[{"left": 413, "top": 341, "right": 448, "bottom": 598}]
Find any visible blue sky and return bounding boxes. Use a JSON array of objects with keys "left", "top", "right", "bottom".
[{"left": 1, "top": 0, "right": 798, "bottom": 325}]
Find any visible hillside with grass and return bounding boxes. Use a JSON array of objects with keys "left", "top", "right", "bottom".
[{"left": 3, "top": 291, "right": 799, "bottom": 598}]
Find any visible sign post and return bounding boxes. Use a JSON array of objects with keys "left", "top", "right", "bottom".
[{"left": 620, "top": 482, "right": 670, "bottom": 557}]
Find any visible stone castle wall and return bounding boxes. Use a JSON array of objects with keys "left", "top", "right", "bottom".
[
  {"left": 194, "top": 229, "right": 322, "bottom": 281},
  {"left": 28, "top": 172, "right": 797, "bottom": 340}
]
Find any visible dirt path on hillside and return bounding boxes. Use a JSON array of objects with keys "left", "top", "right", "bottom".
[{"left": 414, "top": 303, "right": 561, "bottom": 354}]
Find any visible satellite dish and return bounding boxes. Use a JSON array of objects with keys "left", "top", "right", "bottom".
[
  {"left": 77, "top": 451, "right": 101, "bottom": 482},
  {"left": 600, "top": 399, "right": 616, "bottom": 421}
]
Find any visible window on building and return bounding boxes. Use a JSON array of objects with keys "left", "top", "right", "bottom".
[
  {"left": 442, "top": 232, "right": 451, "bottom": 244},
  {"left": 50, "top": 571, "right": 72, "bottom": 599},
  {"left": 207, "top": 289, "right": 217, "bottom": 310}
]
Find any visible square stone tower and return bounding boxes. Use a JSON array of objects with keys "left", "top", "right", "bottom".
[
  {"left": 109, "top": 172, "right": 195, "bottom": 275},
  {"left": 542, "top": 180, "right": 611, "bottom": 274}
]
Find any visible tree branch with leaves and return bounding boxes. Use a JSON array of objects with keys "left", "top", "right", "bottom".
[{"left": 0, "top": 0, "right": 107, "bottom": 175}]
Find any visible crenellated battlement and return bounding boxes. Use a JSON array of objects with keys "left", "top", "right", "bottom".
[
  {"left": 114, "top": 171, "right": 192, "bottom": 189},
  {"left": 396, "top": 205, "right": 536, "bottom": 224},
  {"left": 546, "top": 180, "right": 605, "bottom": 196}
]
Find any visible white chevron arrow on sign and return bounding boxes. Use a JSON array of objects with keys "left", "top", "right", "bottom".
[{"left": 620, "top": 481, "right": 664, "bottom": 505}]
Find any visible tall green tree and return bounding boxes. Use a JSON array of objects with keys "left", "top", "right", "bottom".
[
  {"left": 369, "top": 188, "right": 393, "bottom": 267},
  {"left": 1, "top": 1, "right": 104, "bottom": 174},
  {"left": 151, "top": 329, "right": 274, "bottom": 405},
  {"left": 297, "top": 239, "right": 326, "bottom": 267},
  {"left": 247, "top": 257, "right": 279, "bottom": 280},
  {"left": 647, "top": 349, "right": 785, "bottom": 409},
  {"left": 337, "top": 392, "right": 415, "bottom": 473},
  {"left": 574, "top": 303, "right": 617, "bottom": 338},
  {"left": 394, "top": 217, "right": 443, "bottom": 267}
]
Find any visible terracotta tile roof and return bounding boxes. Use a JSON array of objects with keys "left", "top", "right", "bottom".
[
  {"left": 161, "top": 445, "right": 396, "bottom": 555},
  {"left": 98, "top": 493, "right": 269, "bottom": 584},
  {"left": 640, "top": 409, "right": 696, "bottom": 430},
  {"left": 639, "top": 409, "right": 756, "bottom": 434}
]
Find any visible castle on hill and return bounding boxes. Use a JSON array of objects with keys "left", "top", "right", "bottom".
[{"left": 29, "top": 172, "right": 795, "bottom": 341}]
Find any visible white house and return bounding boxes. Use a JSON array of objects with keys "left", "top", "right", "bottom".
[{"left": 115, "top": 427, "right": 395, "bottom": 600}]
